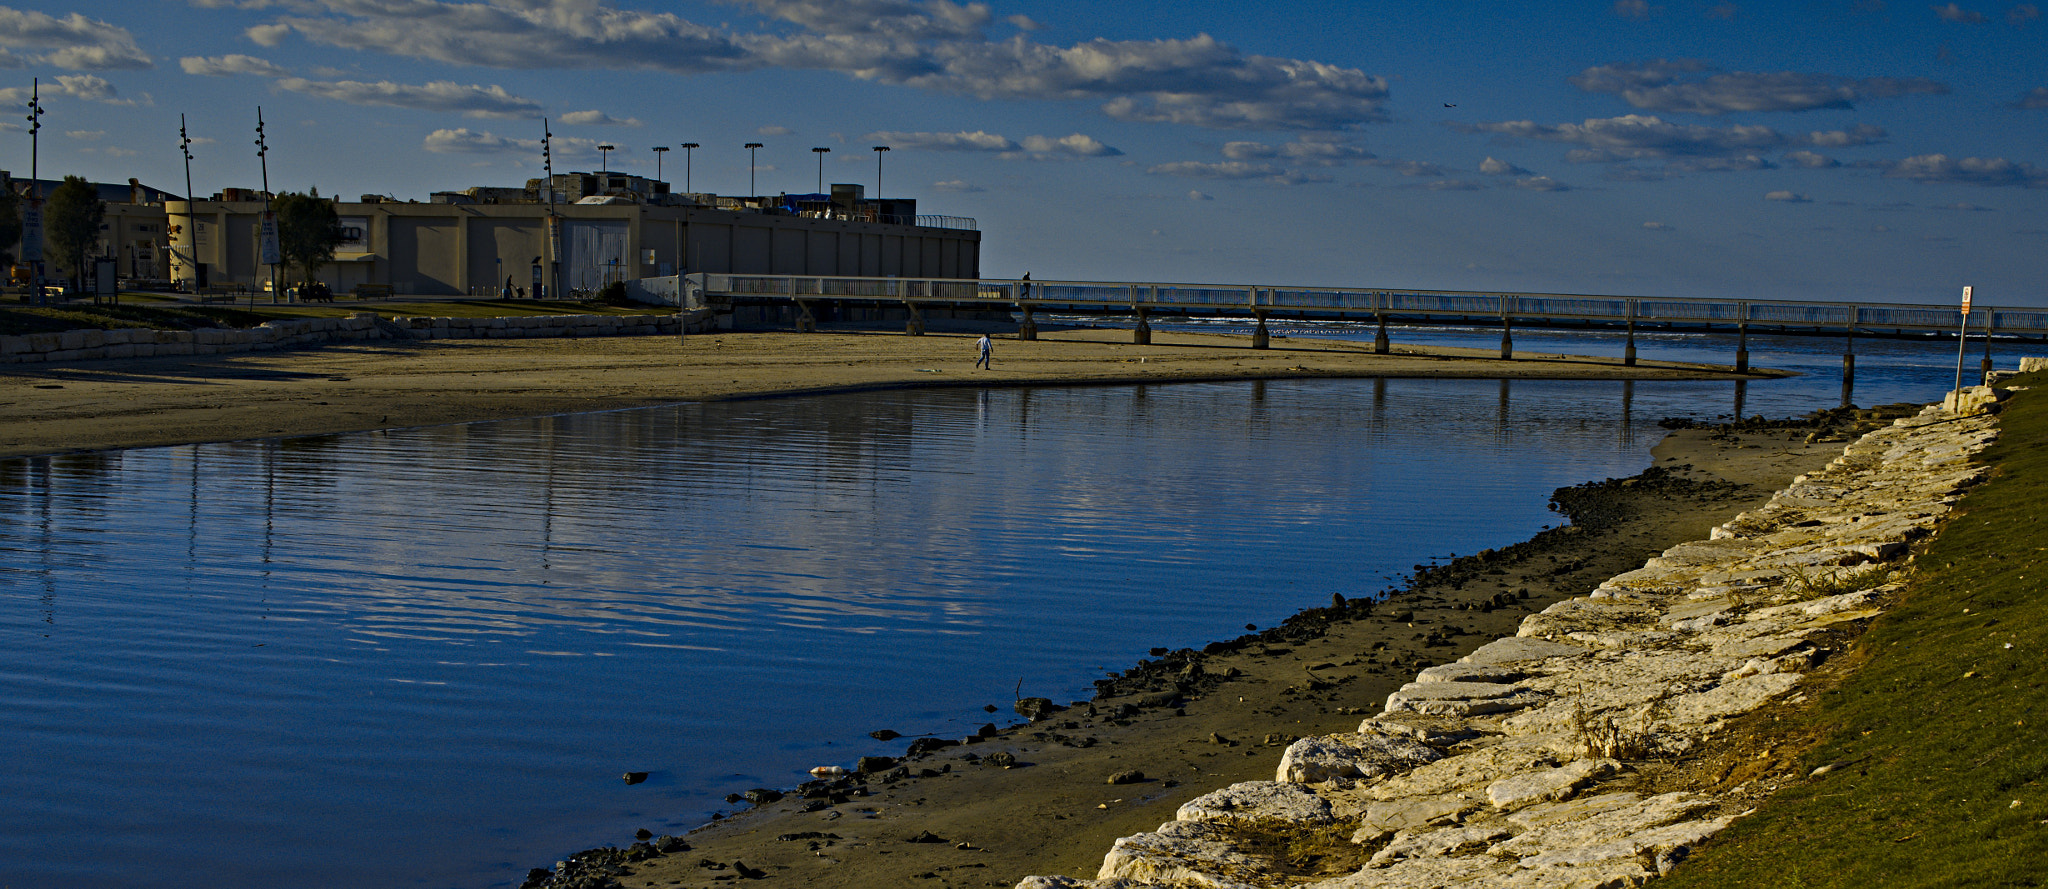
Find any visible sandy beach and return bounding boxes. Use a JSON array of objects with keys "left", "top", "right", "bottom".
[{"left": 0, "top": 326, "right": 1770, "bottom": 460}]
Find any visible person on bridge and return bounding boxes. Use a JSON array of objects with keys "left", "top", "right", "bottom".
[{"left": 975, "top": 333, "right": 993, "bottom": 370}]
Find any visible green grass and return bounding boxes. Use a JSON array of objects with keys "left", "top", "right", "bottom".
[
  {"left": 1663, "top": 374, "right": 2048, "bottom": 888},
  {"left": 0, "top": 294, "right": 655, "bottom": 335}
]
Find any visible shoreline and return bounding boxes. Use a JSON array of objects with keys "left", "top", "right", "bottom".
[
  {"left": 0, "top": 327, "right": 1778, "bottom": 461},
  {"left": 519, "top": 408, "right": 1909, "bottom": 889}
]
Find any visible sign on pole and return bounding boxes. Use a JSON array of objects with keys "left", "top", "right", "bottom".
[
  {"left": 259, "top": 211, "right": 282, "bottom": 266},
  {"left": 1954, "top": 285, "right": 1974, "bottom": 392},
  {"left": 20, "top": 200, "right": 42, "bottom": 263}
]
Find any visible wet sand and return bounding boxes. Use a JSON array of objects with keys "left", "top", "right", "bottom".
[{"left": 0, "top": 326, "right": 1771, "bottom": 460}]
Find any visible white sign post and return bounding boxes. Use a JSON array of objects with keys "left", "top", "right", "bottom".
[{"left": 1954, "top": 285, "right": 1973, "bottom": 392}]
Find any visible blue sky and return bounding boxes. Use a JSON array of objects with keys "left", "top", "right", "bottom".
[{"left": 5, "top": 0, "right": 2045, "bottom": 304}]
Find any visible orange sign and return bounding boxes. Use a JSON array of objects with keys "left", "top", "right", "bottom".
[{"left": 1961, "top": 285, "right": 1973, "bottom": 316}]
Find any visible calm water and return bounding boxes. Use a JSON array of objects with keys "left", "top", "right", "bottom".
[{"left": 0, "top": 333, "right": 1972, "bottom": 888}]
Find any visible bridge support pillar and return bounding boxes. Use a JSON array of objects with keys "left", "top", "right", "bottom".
[
  {"left": 1133, "top": 307, "right": 1151, "bottom": 345},
  {"left": 904, "top": 301, "right": 925, "bottom": 336},
  {"left": 1017, "top": 305, "right": 1037, "bottom": 341},
  {"left": 1252, "top": 313, "right": 1269, "bottom": 349},
  {"left": 1624, "top": 315, "right": 1638, "bottom": 366},
  {"left": 1841, "top": 326, "right": 1856, "bottom": 408},
  {"left": 1374, "top": 313, "right": 1390, "bottom": 354},
  {"left": 1735, "top": 323, "right": 1749, "bottom": 373},
  {"left": 1500, "top": 315, "right": 1513, "bottom": 360},
  {"left": 795, "top": 298, "right": 817, "bottom": 333}
]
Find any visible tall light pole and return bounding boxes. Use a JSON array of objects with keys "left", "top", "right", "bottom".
[
  {"left": 256, "top": 106, "right": 278, "bottom": 303},
  {"left": 542, "top": 119, "right": 556, "bottom": 299},
  {"left": 598, "top": 143, "right": 614, "bottom": 173},
  {"left": 812, "top": 146, "right": 830, "bottom": 194},
  {"left": 25, "top": 79, "right": 43, "bottom": 302},
  {"left": 651, "top": 145, "right": 668, "bottom": 184},
  {"left": 744, "top": 142, "right": 763, "bottom": 196},
  {"left": 872, "top": 145, "right": 889, "bottom": 198},
  {"left": 179, "top": 114, "right": 195, "bottom": 290},
  {"left": 680, "top": 142, "right": 698, "bottom": 193}
]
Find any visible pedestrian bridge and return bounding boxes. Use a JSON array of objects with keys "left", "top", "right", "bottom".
[{"left": 675, "top": 273, "right": 2040, "bottom": 371}]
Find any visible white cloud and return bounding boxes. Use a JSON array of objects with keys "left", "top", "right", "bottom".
[
  {"left": 247, "top": 23, "right": 291, "bottom": 46},
  {"left": 2013, "top": 86, "right": 2048, "bottom": 109},
  {"left": 1572, "top": 60, "right": 1946, "bottom": 114},
  {"left": 0, "top": 8, "right": 151, "bottom": 70},
  {"left": 180, "top": 54, "right": 291, "bottom": 77},
  {"left": 1461, "top": 114, "right": 1887, "bottom": 176},
  {"left": 931, "top": 179, "right": 984, "bottom": 192},
  {"left": 1765, "top": 190, "right": 1813, "bottom": 202},
  {"left": 1931, "top": 2, "right": 1986, "bottom": 23},
  {"left": 1642, "top": 221, "right": 1675, "bottom": 230},
  {"left": 1479, "top": 156, "right": 1532, "bottom": 175},
  {"left": 1421, "top": 179, "right": 1483, "bottom": 191},
  {"left": 868, "top": 130, "right": 1019, "bottom": 151},
  {"left": 254, "top": 1, "right": 1394, "bottom": 131},
  {"left": 1870, "top": 153, "right": 2048, "bottom": 187},
  {"left": 0, "top": 73, "right": 143, "bottom": 106},
  {"left": 1187, "top": 189, "right": 1212, "bottom": 200},
  {"left": 1613, "top": 0, "right": 1656, "bottom": 18},
  {"left": 277, "top": 77, "right": 544, "bottom": 118},
  {"left": 1510, "top": 175, "right": 1570, "bottom": 191},
  {"left": 1146, "top": 160, "right": 1330, "bottom": 185},
  {"left": 1784, "top": 150, "right": 1840, "bottom": 168},
  {"left": 757, "top": 125, "right": 794, "bottom": 136},
  {"left": 424, "top": 127, "right": 604, "bottom": 162},
  {"left": 1016, "top": 133, "right": 1122, "bottom": 157},
  {"left": 561, "top": 110, "right": 643, "bottom": 127}
]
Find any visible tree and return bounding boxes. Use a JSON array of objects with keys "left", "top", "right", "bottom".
[
  {"left": 46, "top": 175, "right": 104, "bottom": 293},
  {"left": 272, "top": 190, "right": 345, "bottom": 291},
  {"left": 0, "top": 186, "right": 20, "bottom": 266}
]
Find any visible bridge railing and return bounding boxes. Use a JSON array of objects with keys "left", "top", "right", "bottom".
[{"left": 692, "top": 274, "right": 2047, "bottom": 335}]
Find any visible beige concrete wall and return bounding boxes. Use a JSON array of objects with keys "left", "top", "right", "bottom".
[{"left": 168, "top": 199, "right": 981, "bottom": 292}]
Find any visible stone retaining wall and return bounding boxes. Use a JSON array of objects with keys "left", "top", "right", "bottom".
[
  {"left": 0, "top": 311, "right": 714, "bottom": 365},
  {"left": 1023, "top": 399, "right": 2003, "bottom": 889}
]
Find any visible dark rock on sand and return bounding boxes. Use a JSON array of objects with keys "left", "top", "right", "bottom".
[
  {"left": 1015, "top": 697, "right": 1063, "bottom": 721},
  {"left": 1106, "top": 769, "right": 1146, "bottom": 785},
  {"left": 856, "top": 756, "right": 897, "bottom": 774}
]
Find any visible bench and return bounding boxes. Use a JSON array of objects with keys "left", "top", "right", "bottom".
[
  {"left": 352, "top": 283, "right": 394, "bottom": 300},
  {"left": 197, "top": 286, "right": 243, "bottom": 305}
]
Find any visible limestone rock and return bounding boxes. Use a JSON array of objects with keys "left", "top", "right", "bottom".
[
  {"left": 1096, "top": 820, "right": 1263, "bottom": 889},
  {"left": 1368, "top": 824, "right": 1513, "bottom": 867},
  {"left": 1484, "top": 759, "right": 1619, "bottom": 811},
  {"left": 1176, "top": 781, "right": 1332, "bottom": 826},
  {"left": 1276, "top": 732, "right": 1443, "bottom": 785}
]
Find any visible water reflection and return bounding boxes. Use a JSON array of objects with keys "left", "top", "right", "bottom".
[{"left": 0, "top": 361, "right": 1971, "bottom": 889}]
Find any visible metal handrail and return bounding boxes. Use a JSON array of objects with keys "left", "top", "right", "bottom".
[{"left": 692, "top": 274, "right": 2046, "bottom": 334}]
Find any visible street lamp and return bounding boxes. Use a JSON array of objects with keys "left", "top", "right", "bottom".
[
  {"left": 872, "top": 145, "right": 889, "bottom": 199},
  {"left": 26, "top": 79, "right": 42, "bottom": 302},
  {"left": 179, "top": 114, "right": 195, "bottom": 289},
  {"left": 812, "top": 146, "right": 830, "bottom": 194},
  {"left": 652, "top": 145, "right": 669, "bottom": 184},
  {"left": 744, "top": 142, "right": 763, "bottom": 196},
  {"left": 598, "top": 143, "right": 615, "bottom": 173},
  {"left": 680, "top": 143, "right": 698, "bottom": 193}
]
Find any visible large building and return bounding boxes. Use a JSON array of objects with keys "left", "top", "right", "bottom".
[
  {"left": 3, "top": 173, "right": 179, "bottom": 282},
  {"left": 166, "top": 176, "right": 980, "bottom": 296}
]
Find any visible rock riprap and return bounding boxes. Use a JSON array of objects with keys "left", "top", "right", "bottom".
[{"left": 1018, "top": 401, "right": 2001, "bottom": 889}]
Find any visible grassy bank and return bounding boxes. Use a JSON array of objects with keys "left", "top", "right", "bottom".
[
  {"left": 1664, "top": 376, "right": 2048, "bottom": 888},
  {"left": 0, "top": 295, "right": 651, "bottom": 335}
]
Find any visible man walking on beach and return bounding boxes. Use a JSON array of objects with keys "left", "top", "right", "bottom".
[{"left": 975, "top": 333, "right": 993, "bottom": 370}]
